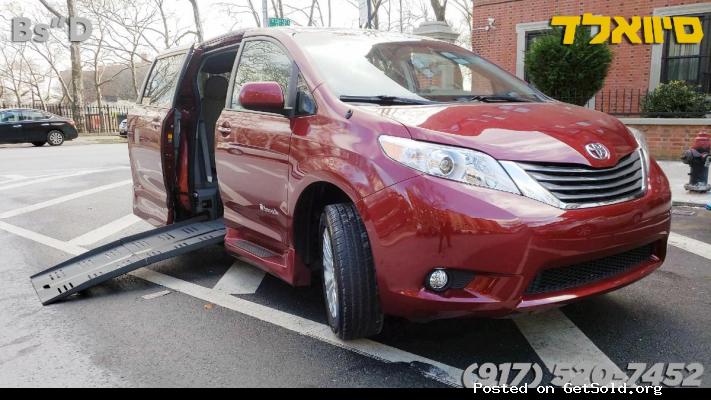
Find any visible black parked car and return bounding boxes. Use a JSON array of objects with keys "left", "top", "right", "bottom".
[{"left": 0, "top": 108, "right": 78, "bottom": 147}]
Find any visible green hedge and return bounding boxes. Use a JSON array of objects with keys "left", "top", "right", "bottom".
[
  {"left": 524, "top": 27, "right": 612, "bottom": 106},
  {"left": 642, "top": 81, "right": 709, "bottom": 118}
]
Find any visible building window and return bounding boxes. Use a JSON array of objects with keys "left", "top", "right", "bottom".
[
  {"left": 661, "top": 13, "right": 711, "bottom": 92},
  {"left": 523, "top": 29, "right": 553, "bottom": 81}
]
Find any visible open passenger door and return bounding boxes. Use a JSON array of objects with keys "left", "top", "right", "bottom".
[{"left": 128, "top": 47, "right": 193, "bottom": 226}]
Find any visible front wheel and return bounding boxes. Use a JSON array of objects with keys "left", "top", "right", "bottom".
[
  {"left": 320, "top": 203, "right": 383, "bottom": 340},
  {"left": 47, "top": 130, "right": 65, "bottom": 146}
]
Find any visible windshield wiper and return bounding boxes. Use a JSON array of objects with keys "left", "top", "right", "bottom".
[
  {"left": 456, "top": 95, "right": 533, "bottom": 103},
  {"left": 340, "top": 95, "right": 435, "bottom": 105}
]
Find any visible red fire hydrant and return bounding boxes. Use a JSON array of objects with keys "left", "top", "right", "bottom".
[{"left": 681, "top": 132, "right": 711, "bottom": 193}]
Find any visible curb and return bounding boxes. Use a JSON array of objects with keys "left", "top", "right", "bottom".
[{"left": 672, "top": 201, "right": 709, "bottom": 209}]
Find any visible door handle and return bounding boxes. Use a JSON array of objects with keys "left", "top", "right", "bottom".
[
  {"left": 12, "top": 125, "right": 21, "bottom": 128},
  {"left": 217, "top": 121, "right": 232, "bottom": 136}
]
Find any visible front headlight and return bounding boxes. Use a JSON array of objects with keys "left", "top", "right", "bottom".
[
  {"left": 628, "top": 127, "right": 651, "bottom": 191},
  {"left": 378, "top": 135, "right": 521, "bottom": 195}
]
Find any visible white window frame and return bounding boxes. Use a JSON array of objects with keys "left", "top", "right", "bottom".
[
  {"left": 515, "top": 21, "right": 551, "bottom": 80},
  {"left": 649, "top": 2, "right": 711, "bottom": 91}
]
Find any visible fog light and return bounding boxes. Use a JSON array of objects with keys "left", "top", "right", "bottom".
[{"left": 427, "top": 269, "right": 449, "bottom": 292}]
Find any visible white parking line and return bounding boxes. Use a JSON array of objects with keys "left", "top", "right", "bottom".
[
  {"left": 669, "top": 232, "right": 711, "bottom": 260},
  {"left": 213, "top": 262, "right": 266, "bottom": 295},
  {"left": 0, "top": 167, "right": 129, "bottom": 192},
  {"left": 4, "top": 216, "right": 464, "bottom": 387},
  {"left": 0, "top": 221, "right": 86, "bottom": 255},
  {"left": 130, "top": 268, "right": 464, "bottom": 387},
  {"left": 0, "top": 174, "right": 26, "bottom": 182},
  {"left": 0, "top": 180, "right": 132, "bottom": 219},
  {"left": 68, "top": 214, "right": 142, "bottom": 246},
  {"left": 514, "top": 310, "right": 628, "bottom": 385}
]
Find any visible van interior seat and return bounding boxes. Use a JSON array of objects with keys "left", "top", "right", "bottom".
[{"left": 201, "top": 75, "right": 229, "bottom": 143}]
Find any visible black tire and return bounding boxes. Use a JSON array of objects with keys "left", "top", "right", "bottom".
[
  {"left": 47, "top": 130, "right": 65, "bottom": 146},
  {"left": 320, "top": 203, "right": 383, "bottom": 340},
  {"left": 32, "top": 142, "right": 45, "bottom": 147}
]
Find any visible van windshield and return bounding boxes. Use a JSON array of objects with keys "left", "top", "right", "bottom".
[{"left": 294, "top": 31, "right": 545, "bottom": 104}]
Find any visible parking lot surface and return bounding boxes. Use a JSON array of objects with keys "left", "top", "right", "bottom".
[{"left": 0, "top": 142, "right": 709, "bottom": 388}]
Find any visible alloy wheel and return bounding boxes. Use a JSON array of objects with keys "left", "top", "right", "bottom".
[
  {"left": 48, "top": 131, "right": 64, "bottom": 146},
  {"left": 322, "top": 228, "right": 339, "bottom": 321}
]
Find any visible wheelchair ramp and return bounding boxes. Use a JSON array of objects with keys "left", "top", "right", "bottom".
[{"left": 31, "top": 218, "right": 226, "bottom": 305}]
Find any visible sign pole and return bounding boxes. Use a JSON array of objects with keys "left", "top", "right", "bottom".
[{"left": 262, "top": 0, "right": 268, "bottom": 27}]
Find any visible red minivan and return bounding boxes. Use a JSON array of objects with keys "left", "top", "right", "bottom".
[{"left": 128, "top": 28, "right": 672, "bottom": 339}]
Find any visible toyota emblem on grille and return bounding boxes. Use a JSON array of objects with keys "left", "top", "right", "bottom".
[{"left": 585, "top": 143, "right": 611, "bottom": 160}]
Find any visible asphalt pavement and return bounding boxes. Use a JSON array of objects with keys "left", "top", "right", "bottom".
[{"left": 0, "top": 142, "right": 709, "bottom": 388}]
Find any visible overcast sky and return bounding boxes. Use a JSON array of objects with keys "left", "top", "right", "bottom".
[
  {"left": 199, "top": 0, "right": 471, "bottom": 39},
  {"left": 0, "top": 0, "right": 474, "bottom": 73},
  {"left": 1, "top": 0, "right": 473, "bottom": 45}
]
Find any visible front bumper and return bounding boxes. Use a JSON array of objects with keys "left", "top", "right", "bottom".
[{"left": 358, "top": 161, "right": 671, "bottom": 321}]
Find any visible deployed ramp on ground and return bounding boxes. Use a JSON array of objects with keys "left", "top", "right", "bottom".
[{"left": 31, "top": 218, "right": 226, "bottom": 305}]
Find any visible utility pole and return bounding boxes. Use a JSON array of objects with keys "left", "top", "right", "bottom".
[
  {"left": 262, "top": 0, "right": 269, "bottom": 27},
  {"left": 399, "top": 0, "right": 403, "bottom": 32}
]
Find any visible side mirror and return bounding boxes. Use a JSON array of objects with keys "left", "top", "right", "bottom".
[{"left": 239, "top": 82, "right": 285, "bottom": 113}]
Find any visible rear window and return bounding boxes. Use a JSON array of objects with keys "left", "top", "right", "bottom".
[
  {"left": 0, "top": 110, "right": 20, "bottom": 122},
  {"left": 141, "top": 53, "right": 187, "bottom": 107}
]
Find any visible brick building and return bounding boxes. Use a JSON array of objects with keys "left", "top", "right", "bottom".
[
  {"left": 471, "top": 1, "right": 710, "bottom": 108},
  {"left": 470, "top": 0, "right": 711, "bottom": 159}
]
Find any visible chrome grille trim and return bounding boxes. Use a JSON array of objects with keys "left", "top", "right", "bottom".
[
  {"left": 502, "top": 150, "right": 647, "bottom": 209},
  {"left": 520, "top": 151, "right": 640, "bottom": 175}
]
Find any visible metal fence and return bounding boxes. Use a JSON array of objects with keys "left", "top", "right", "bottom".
[
  {"left": 553, "top": 89, "right": 710, "bottom": 118},
  {"left": 0, "top": 103, "right": 130, "bottom": 134}
]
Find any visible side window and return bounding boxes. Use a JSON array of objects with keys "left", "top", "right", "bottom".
[
  {"left": 0, "top": 111, "right": 20, "bottom": 123},
  {"left": 22, "top": 110, "right": 49, "bottom": 121},
  {"left": 142, "top": 53, "right": 187, "bottom": 107},
  {"left": 296, "top": 76, "right": 317, "bottom": 115},
  {"left": 231, "top": 40, "right": 292, "bottom": 109}
]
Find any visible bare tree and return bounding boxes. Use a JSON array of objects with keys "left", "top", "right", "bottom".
[
  {"left": 27, "top": 30, "right": 74, "bottom": 105},
  {"left": 217, "top": 0, "right": 262, "bottom": 27},
  {"left": 83, "top": 16, "right": 131, "bottom": 131},
  {"left": 187, "top": 0, "right": 204, "bottom": 42},
  {"left": 19, "top": 52, "right": 51, "bottom": 109},
  {"left": 369, "top": 0, "right": 385, "bottom": 29},
  {"left": 430, "top": 0, "right": 447, "bottom": 22},
  {"left": 85, "top": 0, "right": 159, "bottom": 98},
  {"left": 284, "top": 0, "right": 321, "bottom": 26},
  {"left": 450, "top": 0, "right": 473, "bottom": 48},
  {"left": 271, "top": 0, "right": 284, "bottom": 18},
  {"left": 0, "top": 43, "right": 30, "bottom": 104},
  {"left": 39, "top": 0, "right": 86, "bottom": 131}
]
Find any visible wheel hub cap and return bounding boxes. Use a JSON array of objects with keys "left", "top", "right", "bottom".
[{"left": 49, "top": 132, "right": 62, "bottom": 145}]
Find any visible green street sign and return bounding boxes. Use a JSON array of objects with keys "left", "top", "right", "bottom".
[{"left": 268, "top": 18, "right": 291, "bottom": 27}]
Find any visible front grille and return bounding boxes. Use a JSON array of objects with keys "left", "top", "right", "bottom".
[
  {"left": 517, "top": 151, "right": 644, "bottom": 207},
  {"left": 525, "top": 244, "right": 656, "bottom": 295}
]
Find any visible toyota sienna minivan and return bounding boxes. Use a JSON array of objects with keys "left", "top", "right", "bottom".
[{"left": 128, "top": 28, "right": 671, "bottom": 339}]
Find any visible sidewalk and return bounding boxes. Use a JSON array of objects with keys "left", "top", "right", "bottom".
[
  {"left": 658, "top": 161, "right": 711, "bottom": 208},
  {"left": 73, "top": 135, "right": 127, "bottom": 145}
]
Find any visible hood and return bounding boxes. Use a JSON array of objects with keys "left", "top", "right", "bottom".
[{"left": 372, "top": 102, "right": 638, "bottom": 168}]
